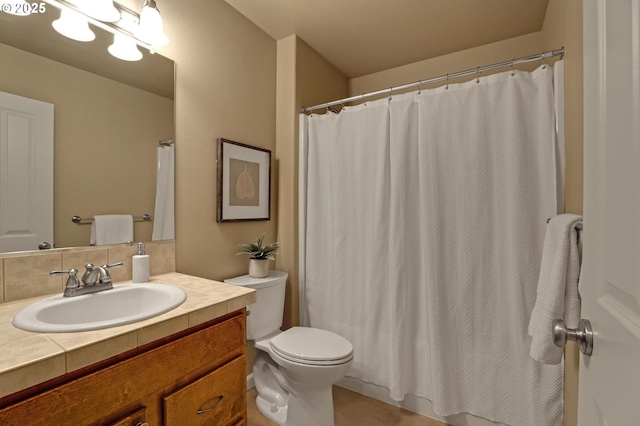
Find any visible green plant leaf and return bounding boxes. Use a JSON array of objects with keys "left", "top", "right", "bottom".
[{"left": 237, "top": 233, "right": 279, "bottom": 259}]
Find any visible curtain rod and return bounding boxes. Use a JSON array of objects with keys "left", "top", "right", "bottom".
[{"left": 301, "top": 47, "right": 564, "bottom": 113}]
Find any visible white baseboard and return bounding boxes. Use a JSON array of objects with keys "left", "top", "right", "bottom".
[{"left": 247, "top": 373, "right": 255, "bottom": 391}]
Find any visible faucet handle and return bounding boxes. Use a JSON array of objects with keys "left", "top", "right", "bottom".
[
  {"left": 98, "top": 262, "right": 123, "bottom": 284},
  {"left": 50, "top": 268, "right": 80, "bottom": 289},
  {"left": 103, "top": 262, "right": 123, "bottom": 270}
]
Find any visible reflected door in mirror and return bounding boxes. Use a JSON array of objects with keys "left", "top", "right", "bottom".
[{"left": 0, "top": 91, "right": 53, "bottom": 252}]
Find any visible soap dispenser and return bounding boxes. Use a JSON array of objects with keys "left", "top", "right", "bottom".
[{"left": 132, "top": 242, "right": 150, "bottom": 283}]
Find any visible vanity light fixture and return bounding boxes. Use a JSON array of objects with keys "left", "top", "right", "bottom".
[
  {"left": 52, "top": 8, "right": 96, "bottom": 42},
  {"left": 74, "top": 0, "right": 120, "bottom": 23},
  {"left": 41, "top": 0, "right": 169, "bottom": 61}
]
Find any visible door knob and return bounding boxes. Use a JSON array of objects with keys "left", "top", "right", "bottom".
[
  {"left": 552, "top": 318, "right": 593, "bottom": 356},
  {"left": 39, "top": 242, "right": 51, "bottom": 250}
]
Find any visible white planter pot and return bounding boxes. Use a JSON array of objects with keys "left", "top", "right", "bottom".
[{"left": 249, "top": 258, "right": 270, "bottom": 278}]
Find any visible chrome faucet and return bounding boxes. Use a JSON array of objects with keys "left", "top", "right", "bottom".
[{"left": 51, "top": 262, "right": 123, "bottom": 297}]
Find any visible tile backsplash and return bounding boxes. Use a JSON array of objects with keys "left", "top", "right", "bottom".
[{"left": 0, "top": 241, "right": 175, "bottom": 303}]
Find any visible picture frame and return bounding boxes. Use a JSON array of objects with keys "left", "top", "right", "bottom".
[{"left": 217, "top": 138, "right": 271, "bottom": 222}]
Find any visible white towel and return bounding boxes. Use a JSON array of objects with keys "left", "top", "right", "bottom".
[
  {"left": 528, "top": 214, "right": 583, "bottom": 364},
  {"left": 90, "top": 215, "right": 134, "bottom": 246}
]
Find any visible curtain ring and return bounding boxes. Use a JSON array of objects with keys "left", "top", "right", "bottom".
[
  {"left": 445, "top": 74, "right": 449, "bottom": 90},
  {"left": 388, "top": 87, "right": 393, "bottom": 101},
  {"left": 417, "top": 80, "right": 422, "bottom": 95},
  {"left": 511, "top": 60, "right": 516, "bottom": 76},
  {"left": 542, "top": 55, "right": 547, "bottom": 69},
  {"left": 476, "top": 67, "right": 480, "bottom": 84}
]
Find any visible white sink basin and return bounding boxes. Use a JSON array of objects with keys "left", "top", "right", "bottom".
[{"left": 12, "top": 283, "right": 187, "bottom": 333}]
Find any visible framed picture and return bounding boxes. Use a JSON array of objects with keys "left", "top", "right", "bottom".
[{"left": 217, "top": 138, "right": 271, "bottom": 222}]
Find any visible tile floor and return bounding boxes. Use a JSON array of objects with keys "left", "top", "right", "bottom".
[{"left": 247, "top": 386, "right": 449, "bottom": 425}]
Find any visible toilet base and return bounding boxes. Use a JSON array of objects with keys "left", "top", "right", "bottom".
[
  {"left": 256, "top": 394, "right": 288, "bottom": 425},
  {"left": 255, "top": 386, "right": 336, "bottom": 426},
  {"left": 253, "top": 349, "right": 349, "bottom": 426},
  {"left": 284, "top": 386, "right": 336, "bottom": 426}
]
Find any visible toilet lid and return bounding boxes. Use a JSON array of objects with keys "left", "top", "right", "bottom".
[{"left": 270, "top": 327, "right": 353, "bottom": 365}]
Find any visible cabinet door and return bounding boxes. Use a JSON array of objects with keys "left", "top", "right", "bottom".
[{"left": 163, "top": 356, "right": 246, "bottom": 426}]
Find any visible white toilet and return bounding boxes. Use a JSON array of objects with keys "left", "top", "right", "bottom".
[{"left": 225, "top": 271, "right": 353, "bottom": 426}]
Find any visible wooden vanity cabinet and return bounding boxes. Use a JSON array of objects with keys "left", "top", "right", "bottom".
[{"left": 0, "top": 310, "right": 247, "bottom": 426}]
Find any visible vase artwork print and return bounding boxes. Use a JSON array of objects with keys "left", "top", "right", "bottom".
[
  {"left": 217, "top": 138, "right": 271, "bottom": 222},
  {"left": 229, "top": 159, "right": 260, "bottom": 207}
]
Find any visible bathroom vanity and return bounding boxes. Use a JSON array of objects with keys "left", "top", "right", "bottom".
[{"left": 0, "top": 272, "right": 255, "bottom": 425}]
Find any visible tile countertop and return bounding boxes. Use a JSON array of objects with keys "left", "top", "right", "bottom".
[{"left": 0, "top": 272, "right": 255, "bottom": 399}]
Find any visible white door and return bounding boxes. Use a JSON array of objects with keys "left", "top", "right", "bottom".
[
  {"left": 0, "top": 91, "right": 54, "bottom": 252},
  {"left": 579, "top": 1, "right": 640, "bottom": 424}
]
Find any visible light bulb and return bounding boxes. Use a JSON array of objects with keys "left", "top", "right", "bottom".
[
  {"left": 108, "top": 33, "right": 143, "bottom": 61},
  {"left": 134, "top": 0, "right": 169, "bottom": 46},
  {"left": 52, "top": 9, "right": 96, "bottom": 42}
]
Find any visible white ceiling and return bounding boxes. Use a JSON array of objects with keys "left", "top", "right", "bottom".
[{"left": 225, "top": 0, "right": 550, "bottom": 78}]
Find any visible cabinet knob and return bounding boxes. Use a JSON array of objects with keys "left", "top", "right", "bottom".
[{"left": 135, "top": 423, "right": 149, "bottom": 426}]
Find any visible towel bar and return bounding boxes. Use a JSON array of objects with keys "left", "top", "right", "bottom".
[{"left": 72, "top": 214, "right": 151, "bottom": 224}]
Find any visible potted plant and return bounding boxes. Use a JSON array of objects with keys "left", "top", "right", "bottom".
[{"left": 237, "top": 233, "right": 279, "bottom": 278}]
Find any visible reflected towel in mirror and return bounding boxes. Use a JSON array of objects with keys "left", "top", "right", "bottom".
[{"left": 90, "top": 215, "right": 134, "bottom": 245}]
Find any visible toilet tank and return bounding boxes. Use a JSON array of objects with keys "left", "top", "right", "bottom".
[{"left": 224, "top": 271, "right": 288, "bottom": 340}]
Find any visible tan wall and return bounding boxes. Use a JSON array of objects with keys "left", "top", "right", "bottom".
[
  {"left": 147, "top": 1, "right": 278, "bottom": 282},
  {"left": 542, "top": 2, "right": 583, "bottom": 426},
  {"left": 0, "top": 43, "right": 173, "bottom": 248},
  {"left": 298, "top": 39, "right": 350, "bottom": 111},
  {"left": 349, "top": 32, "right": 543, "bottom": 97},
  {"left": 275, "top": 36, "right": 298, "bottom": 332}
]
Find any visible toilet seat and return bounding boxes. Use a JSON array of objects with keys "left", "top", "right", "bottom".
[{"left": 270, "top": 327, "right": 354, "bottom": 366}]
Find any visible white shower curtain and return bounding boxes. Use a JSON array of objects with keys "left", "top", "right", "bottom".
[
  {"left": 301, "top": 64, "right": 564, "bottom": 426},
  {"left": 152, "top": 145, "right": 175, "bottom": 241}
]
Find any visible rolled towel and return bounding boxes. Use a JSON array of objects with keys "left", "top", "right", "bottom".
[
  {"left": 528, "top": 214, "right": 583, "bottom": 364},
  {"left": 90, "top": 214, "right": 134, "bottom": 246}
]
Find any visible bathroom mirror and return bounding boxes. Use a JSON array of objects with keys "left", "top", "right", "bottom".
[{"left": 0, "top": 5, "right": 175, "bottom": 253}]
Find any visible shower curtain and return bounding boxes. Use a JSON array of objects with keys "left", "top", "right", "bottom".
[
  {"left": 301, "top": 64, "right": 564, "bottom": 426},
  {"left": 152, "top": 144, "right": 175, "bottom": 241}
]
